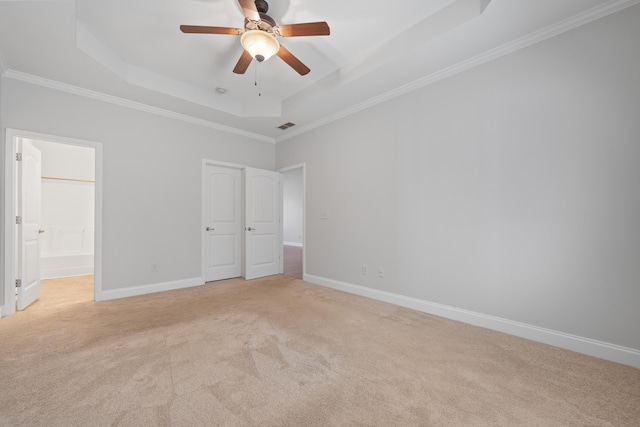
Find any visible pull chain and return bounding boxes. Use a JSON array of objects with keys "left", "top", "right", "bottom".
[{"left": 254, "top": 61, "right": 262, "bottom": 97}]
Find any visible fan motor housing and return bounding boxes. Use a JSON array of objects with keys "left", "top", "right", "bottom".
[
  {"left": 255, "top": 0, "right": 269, "bottom": 14},
  {"left": 245, "top": 13, "right": 276, "bottom": 32},
  {"left": 244, "top": 0, "right": 276, "bottom": 32}
]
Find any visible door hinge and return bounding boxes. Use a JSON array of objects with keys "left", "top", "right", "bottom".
[
  {"left": 16, "top": 216, "right": 22, "bottom": 225},
  {"left": 15, "top": 279, "right": 22, "bottom": 288},
  {"left": 16, "top": 153, "right": 22, "bottom": 161}
]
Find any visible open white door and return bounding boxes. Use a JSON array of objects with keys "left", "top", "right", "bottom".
[
  {"left": 245, "top": 167, "right": 281, "bottom": 280},
  {"left": 204, "top": 164, "right": 242, "bottom": 282},
  {"left": 16, "top": 139, "right": 42, "bottom": 311}
]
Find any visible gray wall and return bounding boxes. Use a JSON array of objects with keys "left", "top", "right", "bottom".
[
  {"left": 277, "top": 6, "right": 640, "bottom": 350},
  {"left": 1, "top": 79, "right": 275, "bottom": 298}
]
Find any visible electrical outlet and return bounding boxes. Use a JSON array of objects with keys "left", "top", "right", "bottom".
[
  {"left": 151, "top": 262, "right": 159, "bottom": 272},
  {"left": 378, "top": 267, "right": 384, "bottom": 278},
  {"left": 362, "top": 265, "right": 368, "bottom": 275}
]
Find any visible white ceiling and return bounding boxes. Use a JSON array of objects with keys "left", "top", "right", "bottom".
[{"left": 0, "top": 0, "right": 635, "bottom": 142}]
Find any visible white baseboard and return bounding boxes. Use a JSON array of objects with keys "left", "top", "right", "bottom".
[
  {"left": 96, "top": 277, "right": 204, "bottom": 301},
  {"left": 283, "top": 241, "right": 303, "bottom": 247},
  {"left": 304, "top": 274, "right": 640, "bottom": 369},
  {"left": 42, "top": 266, "right": 94, "bottom": 280},
  {"left": 41, "top": 254, "right": 94, "bottom": 279}
]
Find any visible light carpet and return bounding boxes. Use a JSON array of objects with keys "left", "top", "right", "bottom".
[{"left": 0, "top": 275, "right": 638, "bottom": 426}]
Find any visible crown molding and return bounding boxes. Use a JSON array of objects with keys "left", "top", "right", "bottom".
[
  {"left": 275, "top": 0, "right": 640, "bottom": 143},
  {"left": 3, "top": 70, "right": 276, "bottom": 144}
]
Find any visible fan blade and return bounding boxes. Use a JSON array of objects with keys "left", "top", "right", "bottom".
[
  {"left": 276, "top": 22, "right": 330, "bottom": 37},
  {"left": 237, "top": 0, "right": 260, "bottom": 21},
  {"left": 233, "top": 50, "right": 253, "bottom": 74},
  {"left": 276, "top": 45, "right": 310, "bottom": 76},
  {"left": 180, "top": 25, "right": 242, "bottom": 35}
]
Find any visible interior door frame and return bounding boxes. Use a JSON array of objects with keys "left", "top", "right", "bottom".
[
  {"left": 201, "top": 159, "right": 246, "bottom": 282},
  {"left": 278, "top": 163, "right": 306, "bottom": 279},
  {"left": 2, "top": 128, "right": 104, "bottom": 317}
]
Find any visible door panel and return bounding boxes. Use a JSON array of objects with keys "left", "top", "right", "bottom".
[
  {"left": 245, "top": 167, "right": 281, "bottom": 280},
  {"left": 204, "top": 165, "right": 242, "bottom": 282},
  {"left": 17, "top": 139, "right": 42, "bottom": 311},
  {"left": 252, "top": 234, "right": 276, "bottom": 265}
]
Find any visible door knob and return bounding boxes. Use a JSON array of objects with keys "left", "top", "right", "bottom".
[
  {"left": 206, "top": 227, "right": 214, "bottom": 231},
  {"left": 247, "top": 227, "right": 255, "bottom": 231}
]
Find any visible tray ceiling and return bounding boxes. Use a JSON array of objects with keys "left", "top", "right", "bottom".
[{"left": 0, "top": 0, "right": 633, "bottom": 142}]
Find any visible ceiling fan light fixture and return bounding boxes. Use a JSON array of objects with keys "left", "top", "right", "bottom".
[{"left": 240, "top": 30, "right": 280, "bottom": 62}]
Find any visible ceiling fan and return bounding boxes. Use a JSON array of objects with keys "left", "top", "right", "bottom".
[{"left": 180, "top": 0, "right": 330, "bottom": 76}]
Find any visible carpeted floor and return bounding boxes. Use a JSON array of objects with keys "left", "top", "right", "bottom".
[{"left": 0, "top": 274, "right": 638, "bottom": 426}]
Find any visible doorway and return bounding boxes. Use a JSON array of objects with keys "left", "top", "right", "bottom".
[
  {"left": 33, "top": 140, "right": 95, "bottom": 279},
  {"left": 3, "top": 129, "right": 103, "bottom": 317},
  {"left": 280, "top": 165, "right": 305, "bottom": 279}
]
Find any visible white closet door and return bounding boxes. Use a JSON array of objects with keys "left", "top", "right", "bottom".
[
  {"left": 204, "top": 164, "right": 242, "bottom": 282},
  {"left": 244, "top": 167, "right": 281, "bottom": 280}
]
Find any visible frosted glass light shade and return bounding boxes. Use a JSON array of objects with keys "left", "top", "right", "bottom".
[{"left": 240, "top": 30, "right": 280, "bottom": 62}]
